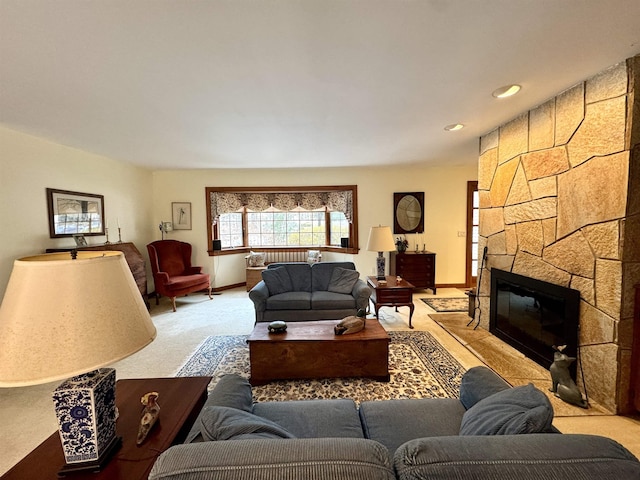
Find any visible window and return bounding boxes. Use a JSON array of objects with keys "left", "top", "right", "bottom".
[
  {"left": 206, "top": 186, "right": 358, "bottom": 253},
  {"left": 466, "top": 181, "right": 479, "bottom": 287},
  {"left": 218, "top": 212, "right": 243, "bottom": 248},
  {"left": 330, "top": 211, "right": 349, "bottom": 245}
]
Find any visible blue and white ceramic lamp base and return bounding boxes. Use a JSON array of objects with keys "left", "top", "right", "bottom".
[{"left": 52, "top": 368, "right": 118, "bottom": 466}]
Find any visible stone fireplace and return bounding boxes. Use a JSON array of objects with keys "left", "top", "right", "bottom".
[{"left": 476, "top": 54, "right": 640, "bottom": 413}]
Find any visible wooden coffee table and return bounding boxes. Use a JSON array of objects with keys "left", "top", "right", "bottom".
[
  {"left": 247, "top": 319, "right": 390, "bottom": 385},
  {"left": 0, "top": 376, "right": 211, "bottom": 480}
]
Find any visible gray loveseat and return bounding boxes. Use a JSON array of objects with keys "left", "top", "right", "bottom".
[
  {"left": 149, "top": 367, "right": 640, "bottom": 479},
  {"left": 248, "top": 261, "right": 372, "bottom": 323}
]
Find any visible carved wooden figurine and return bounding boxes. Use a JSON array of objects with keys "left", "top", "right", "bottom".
[{"left": 136, "top": 391, "right": 160, "bottom": 445}]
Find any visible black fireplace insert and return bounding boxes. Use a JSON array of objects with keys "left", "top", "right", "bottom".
[{"left": 489, "top": 268, "right": 580, "bottom": 378}]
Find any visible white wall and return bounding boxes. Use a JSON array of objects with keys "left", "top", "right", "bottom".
[
  {"left": 0, "top": 126, "right": 477, "bottom": 299},
  {"left": 0, "top": 127, "right": 154, "bottom": 298},
  {"left": 151, "top": 164, "right": 477, "bottom": 289}
]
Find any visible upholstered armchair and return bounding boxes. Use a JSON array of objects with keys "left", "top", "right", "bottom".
[{"left": 147, "top": 240, "right": 212, "bottom": 311}]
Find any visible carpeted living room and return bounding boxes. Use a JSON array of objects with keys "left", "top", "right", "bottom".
[
  {"left": 3, "top": 1, "right": 640, "bottom": 478},
  {"left": 1, "top": 286, "right": 639, "bottom": 477}
]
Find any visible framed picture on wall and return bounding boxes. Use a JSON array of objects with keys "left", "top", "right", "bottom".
[
  {"left": 47, "top": 188, "right": 105, "bottom": 238},
  {"left": 393, "top": 192, "right": 424, "bottom": 234},
  {"left": 172, "top": 202, "right": 192, "bottom": 230}
]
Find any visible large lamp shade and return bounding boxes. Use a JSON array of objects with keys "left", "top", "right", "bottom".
[{"left": 0, "top": 251, "right": 156, "bottom": 386}]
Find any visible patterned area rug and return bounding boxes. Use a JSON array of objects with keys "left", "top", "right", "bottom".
[
  {"left": 175, "top": 331, "right": 465, "bottom": 403},
  {"left": 421, "top": 297, "right": 469, "bottom": 312}
]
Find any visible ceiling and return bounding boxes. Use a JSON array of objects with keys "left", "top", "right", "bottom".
[{"left": 1, "top": 1, "right": 639, "bottom": 170}]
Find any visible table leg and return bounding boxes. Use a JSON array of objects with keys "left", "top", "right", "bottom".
[{"left": 408, "top": 303, "right": 415, "bottom": 329}]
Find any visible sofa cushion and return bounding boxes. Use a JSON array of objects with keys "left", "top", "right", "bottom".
[
  {"left": 459, "top": 383, "right": 553, "bottom": 435},
  {"left": 268, "top": 263, "right": 312, "bottom": 292},
  {"left": 311, "top": 262, "right": 357, "bottom": 291},
  {"left": 149, "top": 438, "right": 396, "bottom": 480},
  {"left": 327, "top": 267, "right": 361, "bottom": 294},
  {"left": 393, "top": 434, "right": 640, "bottom": 480},
  {"left": 262, "top": 266, "right": 293, "bottom": 295},
  {"left": 253, "top": 399, "right": 364, "bottom": 438},
  {"left": 311, "top": 291, "right": 357, "bottom": 310},
  {"left": 199, "top": 406, "right": 296, "bottom": 441},
  {"left": 459, "top": 365, "right": 511, "bottom": 410},
  {"left": 266, "top": 292, "right": 311, "bottom": 310},
  {"left": 359, "top": 398, "right": 465, "bottom": 454}
]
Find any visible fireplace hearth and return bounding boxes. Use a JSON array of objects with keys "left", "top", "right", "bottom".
[{"left": 489, "top": 269, "right": 580, "bottom": 379}]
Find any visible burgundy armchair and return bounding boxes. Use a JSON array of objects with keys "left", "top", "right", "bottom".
[{"left": 147, "top": 240, "right": 212, "bottom": 311}]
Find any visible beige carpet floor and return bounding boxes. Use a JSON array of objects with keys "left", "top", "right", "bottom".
[{"left": 1, "top": 287, "right": 638, "bottom": 474}]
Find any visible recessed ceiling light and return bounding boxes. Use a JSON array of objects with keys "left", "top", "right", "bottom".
[
  {"left": 492, "top": 84, "right": 521, "bottom": 98},
  {"left": 444, "top": 123, "right": 464, "bottom": 131}
]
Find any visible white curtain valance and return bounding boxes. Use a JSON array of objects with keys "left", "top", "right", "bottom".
[{"left": 210, "top": 190, "right": 353, "bottom": 223}]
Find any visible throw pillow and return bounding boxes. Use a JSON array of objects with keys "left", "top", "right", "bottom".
[
  {"left": 262, "top": 266, "right": 293, "bottom": 295},
  {"left": 247, "top": 251, "right": 266, "bottom": 267},
  {"left": 199, "top": 406, "right": 297, "bottom": 441},
  {"left": 459, "top": 383, "right": 553, "bottom": 436},
  {"left": 327, "top": 267, "right": 360, "bottom": 294},
  {"left": 307, "top": 250, "right": 321, "bottom": 263}
]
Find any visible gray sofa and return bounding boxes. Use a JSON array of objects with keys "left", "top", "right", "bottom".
[
  {"left": 149, "top": 367, "right": 640, "bottom": 480},
  {"left": 248, "top": 261, "right": 372, "bottom": 323}
]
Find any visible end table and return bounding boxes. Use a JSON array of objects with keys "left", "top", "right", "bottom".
[{"left": 368, "top": 276, "right": 415, "bottom": 328}]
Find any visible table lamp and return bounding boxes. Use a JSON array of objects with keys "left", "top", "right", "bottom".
[
  {"left": 366, "top": 225, "right": 397, "bottom": 280},
  {"left": 0, "top": 251, "right": 157, "bottom": 474}
]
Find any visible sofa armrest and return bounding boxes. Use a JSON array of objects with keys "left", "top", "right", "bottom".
[
  {"left": 352, "top": 279, "right": 372, "bottom": 311},
  {"left": 249, "top": 281, "right": 269, "bottom": 309},
  {"left": 149, "top": 438, "right": 395, "bottom": 480},
  {"left": 393, "top": 434, "right": 640, "bottom": 480}
]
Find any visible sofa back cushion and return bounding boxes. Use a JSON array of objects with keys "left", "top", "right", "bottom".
[
  {"left": 459, "top": 383, "right": 553, "bottom": 435},
  {"left": 393, "top": 434, "right": 640, "bottom": 480},
  {"left": 267, "top": 263, "right": 311, "bottom": 292},
  {"left": 149, "top": 438, "right": 396, "bottom": 480},
  {"left": 311, "top": 262, "right": 357, "bottom": 291},
  {"left": 459, "top": 366, "right": 511, "bottom": 410},
  {"left": 262, "top": 266, "right": 294, "bottom": 295},
  {"left": 327, "top": 267, "right": 361, "bottom": 294}
]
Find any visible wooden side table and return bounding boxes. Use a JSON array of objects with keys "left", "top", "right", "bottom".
[
  {"left": 1, "top": 376, "right": 211, "bottom": 480},
  {"left": 368, "top": 276, "right": 416, "bottom": 329}
]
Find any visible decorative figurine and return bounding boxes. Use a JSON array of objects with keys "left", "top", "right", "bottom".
[
  {"left": 334, "top": 309, "right": 367, "bottom": 335},
  {"left": 136, "top": 391, "right": 160, "bottom": 445},
  {"left": 268, "top": 320, "right": 287, "bottom": 333},
  {"left": 549, "top": 345, "right": 588, "bottom": 409}
]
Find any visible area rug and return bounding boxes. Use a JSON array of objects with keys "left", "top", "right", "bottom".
[
  {"left": 421, "top": 297, "right": 468, "bottom": 312},
  {"left": 175, "top": 331, "right": 465, "bottom": 403}
]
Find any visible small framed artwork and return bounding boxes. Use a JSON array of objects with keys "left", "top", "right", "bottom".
[
  {"left": 393, "top": 192, "right": 424, "bottom": 234},
  {"left": 47, "top": 188, "right": 105, "bottom": 238},
  {"left": 172, "top": 202, "right": 192, "bottom": 230},
  {"left": 72, "top": 234, "right": 88, "bottom": 246}
]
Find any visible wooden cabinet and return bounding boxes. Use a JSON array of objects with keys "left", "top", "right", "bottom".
[{"left": 390, "top": 251, "right": 436, "bottom": 293}]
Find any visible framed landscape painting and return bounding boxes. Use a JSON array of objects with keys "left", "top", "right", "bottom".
[{"left": 47, "top": 188, "right": 105, "bottom": 238}]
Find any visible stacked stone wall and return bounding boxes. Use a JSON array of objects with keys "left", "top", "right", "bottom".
[{"left": 477, "top": 55, "right": 640, "bottom": 413}]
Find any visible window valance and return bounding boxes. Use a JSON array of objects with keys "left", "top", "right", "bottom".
[{"left": 210, "top": 189, "right": 353, "bottom": 223}]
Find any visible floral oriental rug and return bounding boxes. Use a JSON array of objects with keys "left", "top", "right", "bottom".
[{"left": 175, "top": 331, "right": 465, "bottom": 403}]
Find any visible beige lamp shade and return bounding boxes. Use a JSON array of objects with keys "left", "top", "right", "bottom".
[
  {"left": 366, "top": 225, "right": 396, "bottom": 252},
  {"left": 0, "top": 251, "right": 157, "bottom": 386}
]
